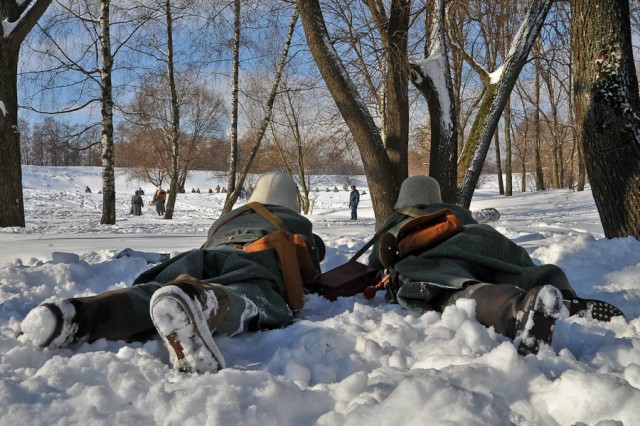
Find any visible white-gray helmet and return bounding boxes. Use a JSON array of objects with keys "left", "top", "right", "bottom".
[
  {"left": 394, "top": 175, "right": 443, "bottom": 209},
  {"left": 248, "top": 171, "right": 299, "bottom": 212}
]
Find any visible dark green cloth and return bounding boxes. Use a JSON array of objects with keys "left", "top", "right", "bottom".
[
  {"left": 202, "top": 204, "right": 322, "bottom": 270},
  {"left": 127, "top": 204, "right": 324, "bottom": 334},
  {"left": 369, "top": 203, "right": 573, "bottom": 311}
]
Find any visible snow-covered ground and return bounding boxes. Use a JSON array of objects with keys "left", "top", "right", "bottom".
[{"left": 1, "top": 166, "right": 639, "bottom": 425}]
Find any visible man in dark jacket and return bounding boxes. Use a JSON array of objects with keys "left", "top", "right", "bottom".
[
  {"left": 369, "top": 175, "right": 623, "bottom": 355},
  {"left": 19, "top": 172, "right": 324, "bottom": 374},
  {"left": 349, "top": 185, "right": 360, "bottom": 220}
]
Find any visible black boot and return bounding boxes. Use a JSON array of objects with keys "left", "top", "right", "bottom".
[{"left": 470, "top": 284, "right": 564, "bottom": 355}]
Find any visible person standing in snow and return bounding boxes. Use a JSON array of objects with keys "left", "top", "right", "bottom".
[
  {"left": 155, "top": 188, "right": 166, "bottom": 216},
  {"left": 19, "top": 171, "right": 325, "bottom": 374},
  {"left": 130, "top": 190, "right": 144, "bottom": 215},
  {"left": 369, "top": 175, "right": 624, "bottom": 355},
  {"left": 348, "top": 185, "right": 360, "bottom": 220}
]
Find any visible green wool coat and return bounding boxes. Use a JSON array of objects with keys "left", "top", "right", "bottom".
[
  {"left": 369, "top": 203, "right": 573, "bottom": 310},
  {"left": 133, "top": 204, "right": 323, "bottom": 334}
]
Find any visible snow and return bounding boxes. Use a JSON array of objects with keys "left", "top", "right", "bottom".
[{"left": 1, "top": 166, "right": 640, "bottom": 425}]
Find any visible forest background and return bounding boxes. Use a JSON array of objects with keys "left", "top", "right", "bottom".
[{"left": 2, "top": 0, "right": 640, "bottom": 238}]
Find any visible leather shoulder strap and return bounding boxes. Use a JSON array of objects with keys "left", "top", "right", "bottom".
[{"left": 246, "top": 202, "right": 289, "bottom": 232}]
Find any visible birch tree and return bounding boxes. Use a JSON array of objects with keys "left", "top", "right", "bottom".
[{"left": 0, "top": 0, "right": 52, "bottom": 227}]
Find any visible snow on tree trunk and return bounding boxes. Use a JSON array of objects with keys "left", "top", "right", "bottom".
[
  {"left": 457, "top": 0, "right": 553, "bottom": 208},
  {"left": 571, "top": 0, "right": 640, "bottom": 239},
  {"left": 409, "top": 0, "right": 457, "bottom": 203},
  {"left": 0, "top": 0, "right": 53, "bottom": 228}
]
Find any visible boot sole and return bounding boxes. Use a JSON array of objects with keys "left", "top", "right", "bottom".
[
  {"left": 564, "top": 298, "right": 624, "bottom": 321},
  {"left": 151, "top": 287, "right": 226, "bottom": 374}
]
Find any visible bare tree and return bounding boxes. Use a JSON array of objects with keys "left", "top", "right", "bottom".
[
  {"left": 125, "top": 75, "right": 226, "bottom": 199},
  {"left": 571, "top": 0, "right": 640, "bottom": 239},
  {"left": 0, "top": 0, "right": 52, "bottom": 227}
]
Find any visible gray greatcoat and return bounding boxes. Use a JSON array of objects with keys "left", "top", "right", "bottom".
[
  {"left": 369, "top": 203, "right": 573, "bottom": 312},
  {"left": 131, "top": 193, "right": 144, "bottom": 215}
]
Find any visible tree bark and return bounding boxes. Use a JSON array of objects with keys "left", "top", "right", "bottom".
[
  {"left": 163, "top": 0, "right": 180, "bottom": 220},
  {"left": 225, "top": 0, "right": 240, "bottom": 209},
  {"left": 99, "top": 0, "right": 116, "bottom": 225},
  {"left": 0, "top": 0, "right": 53, "bottom": 227},
  {"left": 504, "top": 101, "right": 513, "bottom": 196},
  {"left": 571, "top": 0, "right": 640, "bottom": 239},
  {"left": 379, "top": 0, "right": 410, "bottom": 186},
  {"left": 409, "top": 0, "right": 458, "bottom": 203}
]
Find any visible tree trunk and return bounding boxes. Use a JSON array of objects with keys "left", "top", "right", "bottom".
[
  {"left": 0, "top": 0, "right": 53, "bottom": 228},
  {"left": 164, "top": 0, "right": 180, "bottom": 220},
  {"left": 410, "top": 0, "right": 458, "bottom": 203},
  {"left": 225, "top": 0, "right": 240, "bottom": 210},
  {"left": 504, "top": 102, "right": 513, "bottom": 196},
  {"left": 494, "top": 131, "right": 504, "bottom": 195},
  {"left": 571, "top": 0, "right": 640, "bottom": 239},
  {"left": 0, "top": 47, "right": 24, "bottom": 227},
  {"left": 99, "top": 0, "right": 116, "bottom": 225},
  {"left": 297, "top": 0, "right": 397, "bottom": 227},
  {"left": 382, "top": 0, "right": 410, "bottom": 186},
  {"left": 534, "top": 56, "right": 544, "bottom": 191}
]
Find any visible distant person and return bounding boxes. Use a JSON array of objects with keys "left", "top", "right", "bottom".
[
  {"left": 333, "top": 186, "right": 339, "bottom": 192},
  {"left": 85, "top": 186, "right": 91, "bottom": 193},
  {"left": 130, "top": 190, "right": 144, "bottom": 216},
  {"left": 348, "top": 185, "right": 360, "bottom": 220},
  {"left": 138, "top": 187, "right": 145, "bottom": 196},
  {"left": 154, "top": 188, "right": 166, "bottom": 216},
  {"left": 192, "top": 188, "right": 196, "bottom": 193},
  {"left": 343, "top": 183, "right": 348, "bottom": 191},
  {"left": 196, "top": 188, "right": 201, "bottom": 194},
  {"left": 209, "top": 188, "right": 213, "bottom": 194},
  {"left": 221, "top": 187, "right": 227, "bottom": 193},
  {"left": 215, "top": 185, "right": 221, "bottom": 193}
]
